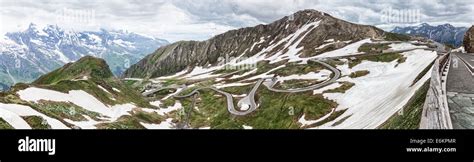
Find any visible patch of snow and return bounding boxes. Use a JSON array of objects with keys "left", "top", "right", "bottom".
[
  {"left": 113, "top": 39, "right": 134, "bottom": 47},
  {"left": 214, "top": 82, "right": 252, "bottom": 89},
  {"left": 315, "top": 39, "right": 371, "bottom": 58},
  {"left": 72, "top": 76, "right": 89, "bottom": 81},
  {"left": 98, "top": 85, "right": 111, "bottom": 94},
  {"left": 17, "top": 87, "right": 135, "bottom": 120},
  {"left": 315, "top": 42, "right": 335, "bottom": 50},
  {"left": 0, "top": 104, "right": 32, "bottom": 129},
  {"left": 0, "top": 103, "right": 69, "bottom": 129},
  {"left": 243, "top": 125, "right": 253, "bottom": 129},
  {"left": 451, "top": 46, "right": 465, "bottom": 53},
  {"left": 240, "top": 104, "right": 250, "bottom": 111},
  {"left": 268, "top": 21, "right": 321, "bottom": 64},
  {"left": 249, "top": 37, "right": 266, "bottom": 52},
  {"left": 140, "top": 118, "right": 174, "bottom": 129},
  {"left": 277, "top": 70, "right": 332, "bottom": 83},
  {"left": 143, "top": 100, "right": 182, "bottom": 116},
  {"left": 232, "top": 94, "right": 247, "bottom": 98},
  {"left": 389, "top": 42, "right": 427, "bottom": 51},
  {"left": 298, "top": 108, "right": 336, "bottom": 127},
  {"left": 324, "top": 39, "right": 335, "bottom": 43},
  {"left": 229, "top": 69, "right": 257, "bottom": 79},
  {"left": 150, "top": 100, "right": 162, "bottom": 108},
  {"left": 183, "top": 66, "right": 221, "bottom": 80},
  {"left": 154, "top": 69, "right": 188, "bottom": 80},
  {"left": 112, "top": 88, "right": 121, "bottom": 93},
  {"left": 123, "top": 78, "right": 143, "bottom": 81},
  {"left": 88, "top": 34, "right": 102, "bottom": 44},
  {"left": 313, "top": 49, "right": 437, "bottom": 129},
  {"left": 53, "top": 49, "right": 71, "bottom": 63},
  {"left": 162, "top": 87, "right": 184, "bottom": 100}
]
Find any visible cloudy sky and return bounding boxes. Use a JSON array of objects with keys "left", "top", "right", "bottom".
[{"left": 0, "top": 0, "right": 473, "bottom": 42}]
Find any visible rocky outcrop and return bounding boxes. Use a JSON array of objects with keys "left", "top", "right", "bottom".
[
  {"left": 33, "top": 56, "right": 113, "bottom": 85},
  {"left": 123, "top": 9, "right": 386, "bottom": 78},
  {"left": 464, "top": 26, "right": 474, "bottom": 53}
]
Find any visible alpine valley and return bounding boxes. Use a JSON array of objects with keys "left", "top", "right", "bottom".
[
  {"left": 0, "top": 10, "right": 446, "bottom": 129},
  {"left": 0, "top": 23, "right": 169, "bottom": 91}
]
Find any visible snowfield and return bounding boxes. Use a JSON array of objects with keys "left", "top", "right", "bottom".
[
  {"left": 389, "top": 42, "right": 428, "bottom": 51},
  {"left": 0, "top": 104, "right": 32, "bottom": 129},
  {"left": 277, "top": 70, "right": 332, "bottom": 83},
  {"left": 312, "top": 49, "right": 436, "bottom": 129},
  {"left": 140, "top": 118, "right": 174, "bottom": 129},
  {"left": 0, "top": 103, "right": 69, "bottom": 129},
  {"left": 314, "top": 39, "right": 371, "bottom": 58},
  {"left": 17, "top": 87, "right": 136, "bottom": 120},
  {"left": 145, "top": 100, "right": 183, "bottom": 116}
]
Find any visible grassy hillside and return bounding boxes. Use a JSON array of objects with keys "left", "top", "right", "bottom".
[{"left": 34, "top": 56, "right": 113, "bottom": 85}]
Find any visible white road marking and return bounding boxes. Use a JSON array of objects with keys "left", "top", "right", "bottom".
[{"left": 453, "top": 58, "right": 458, "bottom": 69}]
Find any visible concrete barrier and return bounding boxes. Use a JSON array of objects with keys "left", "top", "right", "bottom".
[{"left": 419, "top": 53, "right": 453, "bottom": 129}]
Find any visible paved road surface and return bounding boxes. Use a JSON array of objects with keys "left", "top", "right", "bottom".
[
  {"left": 446, "top": 52, "right": 474, "bottom": 129},
  {"left": 265, "top": 60, "right": 341, "bottom": 93}
]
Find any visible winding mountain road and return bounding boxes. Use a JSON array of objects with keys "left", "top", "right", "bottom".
[
  {"left": 264, "top": 60, "right": 341, "bottom": 93},
  {"left": 145, "top": 59, "right": 341, "bottom": 116}
]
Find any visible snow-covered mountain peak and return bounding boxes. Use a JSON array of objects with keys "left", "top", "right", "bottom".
[
  {"left": 0, "top": 23, "right": 169, "bottom": 91},
  {"left": 391, "top": 23, "right": 468, "bottom": 47}
]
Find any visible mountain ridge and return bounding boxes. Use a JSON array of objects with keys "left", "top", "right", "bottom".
[
  {"left": 391, "top": 23, "right": 467, "bottom": 47},
  {"left": 124, "top": 9, "right": 386, "bottom": 78},
  {"left": 33, "top": 56, "right": 113, "bottom": 85}
]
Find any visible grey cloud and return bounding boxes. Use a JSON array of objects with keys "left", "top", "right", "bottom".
[{"left": 0, "top": 0, "right": 473, "bottom": 42}]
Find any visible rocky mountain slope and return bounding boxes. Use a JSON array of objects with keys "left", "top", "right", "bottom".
[
  {"left": 124, "top": 10, "right": 388, "bottom": 78},
  {"left": 391, "top": 23, "right": 467, "bottom": 47},
  {"left": 464, "top": 26, "right": 474, "bottom": 53},
  {"left": 0, "top": 24, "right": 168, "bottom": 91}
]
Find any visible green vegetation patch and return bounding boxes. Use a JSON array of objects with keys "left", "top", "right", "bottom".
[
  {"left": 96, "top": 115, "right": 146, "bottom": 129},
  {"left": 348, "top": 53, "right": 404, "bottom": 68},
  {"left": 123, "top": 80, "right": 139, "bottom": 87},
  {"left": 0, "top": 118, "right": 14, "bottom": 129},
  {"left": 274, "top": 79, "right": 323, "bottom": 89},
  {"left": 326, "top": 59, "right": 346, "bottom": 67},
  {"left": 32, "top": 101, "right": 103, "bottom": 122},
  {"left": 220, "top": 85, "right": 253, "bottom": 95},
  {"left": 384, "top": 32, "right": 411, "bottom": 41},
  {"left": 34, "top": 56, "right": 113, "bottom": 85},
  {"left": 324, "top": 82, "right": 355, "bottom": 93},
  {"left": 271, "top": 60, "right": 324, "bottom": 76},
  {"left": 180, "top": 86, "right": 338, "bottom": 129},
  {"left": 302, "top": 109, "right": 348, "bottom": 128},
  {"left": 161, "top": 98, "right": 177, "bottom": 108},
  {"left": 22, "top": 116, "right": 51, "bottom": 129},
  {"left": 358, "top": 43, "right": 390, "bottom": 53},
  {"left": 38, "top": 78, "right": 151, "bottom": 108},
  {"left": 130, "top": 109, "right": 164, "bottom": 124},
  {"left": 349, "top": 70, "right": 370, "bottom": 78},
  {"left": 148, "top": 88, "right": 177, "bottom": 100}
]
